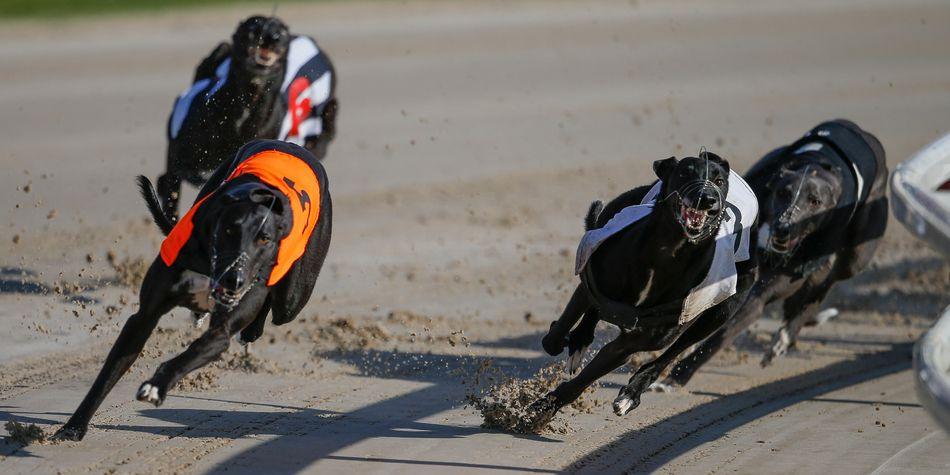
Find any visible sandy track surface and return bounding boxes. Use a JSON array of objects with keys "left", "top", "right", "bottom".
[{"left": 1, "top": 0, "right": 949, "bottom": 472}]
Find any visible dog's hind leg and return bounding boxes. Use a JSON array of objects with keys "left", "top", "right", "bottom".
[
  {"left": 53, "top": 259, "right": 178, "bottom": 441},
  {"left": 541, "top": 285, "right": 591, "bottom": 356},
  {"left": 666, "top": 285, "right": 771, "bottom": 387},
  {"left": 138, "top": 287, "right": 269, "bottom": 406}
]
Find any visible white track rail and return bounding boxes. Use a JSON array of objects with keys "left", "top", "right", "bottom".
[
  {"left": 890, "top": 133, "right": 950, "bottom": 256},
  {"left": 895, "top": 134, "right": 950, "bottom": 433},
  {"left": 915, "top": 306, "right": 950, "bottom": 434}
]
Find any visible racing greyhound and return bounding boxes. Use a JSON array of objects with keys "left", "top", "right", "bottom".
[
  {"left": 158, "top": 15, "right": 338, "bottom": 221},
  {"left": 53, "top": 140, "right": 332, "bottom": 441},
  {"left": 530, "top": 152, "right": 758, "bottom": 430},
  {"left": 667, "top": 119, "right": 888, "bottom": 387}
]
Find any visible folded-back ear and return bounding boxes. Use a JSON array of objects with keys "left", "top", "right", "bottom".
[
  {"left": 249, "top": 188, "right": 284, "bottom": 215},
  {"left": 703, "top": 151, "right": 730, "bottom": 175},
  {"left": 653, "top": 157, "right": 678, "bottom": 180},
  {"left": 815, "top": 161, "right": 845, "bottom": 180},
  {"left": 767, "top": 167, "right": 796, "bottom": 190}
]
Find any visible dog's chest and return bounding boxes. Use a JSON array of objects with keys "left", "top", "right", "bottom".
[{"left": 171, "top": 270, "right": 215, "bottom": 313}]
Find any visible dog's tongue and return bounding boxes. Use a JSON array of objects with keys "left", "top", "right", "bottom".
[{"left": 683, "top": 207, "right": 706, "bottom": 229}]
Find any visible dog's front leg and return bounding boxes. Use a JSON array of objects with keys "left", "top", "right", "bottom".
[
  {"left": 138, "top": 287, "right": 269, "bottom": 405},
  {"left": 239, "top": 295, "right": 272, "bottom": 345},
  {"left": 762, "top": 276, "right": 836, "bottom": 367},
  {"left": 614, "top": 304, "right": 742, "bottom": 416},
  {"left": 526, "top": 330, "right": 640, "bottom": 431},
  {"left": 541, "top": 284, "right": 591, "bottom": 356},
  {"left": 53, "top": 259, "right": 178, "bottom": 441}
]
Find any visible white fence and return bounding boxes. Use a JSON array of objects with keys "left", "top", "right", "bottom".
[{"left": 893, "top": 133, "right": 950, "bottom": 433}]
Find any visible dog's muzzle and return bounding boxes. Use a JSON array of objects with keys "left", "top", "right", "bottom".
[
  {"left": 210, "top": 252, "right": 255, "bottom": 310},
  {"left": 673, "top": 181, "right": 725, "bottom": 242},
  {"left": 767, "top": 222, "right": 803, "bottom": 255},
  {"left": 248, "top": 46, "right": 281, "bottom": 68}
]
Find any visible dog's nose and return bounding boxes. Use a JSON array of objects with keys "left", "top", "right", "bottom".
[
  {"left": 222, "top": 273, "right": 244, "bottom": 290},
  {"left": 696, "top": 192, "right": 719, "bottom": 211},
  {"left": 773, "top": 223, "right": 792, "bottom": 239}
]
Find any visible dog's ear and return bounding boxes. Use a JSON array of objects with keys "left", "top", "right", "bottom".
[
  {"left": 814, "top": 161, "right": 844, "bottom": 180},
  {"left": 249, "top": 188, "right": 284, "bottom": 214},
  {"left": 767, "top": 166, "right": 798, "bottom": 190},
  {"left": 703, "top": 152, "right": 730, "bottom": 175},
  {"left": 653, "top": 157, "right": 678, "bottom": 180}
]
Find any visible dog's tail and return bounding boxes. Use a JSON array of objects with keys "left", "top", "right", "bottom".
[
  {"left": 136, "top": 175, "right": 174, "bottom": 236},
  {"left": 585, "top": 200, "right": 604, "bottom": 231}
]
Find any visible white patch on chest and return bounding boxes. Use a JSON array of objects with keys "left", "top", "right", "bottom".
[
  {"left": 172, "top": 270, "right": 214, "bottom": 312},
  {"left": 635, "top": 268, "right": 655, "bottom": 306}
]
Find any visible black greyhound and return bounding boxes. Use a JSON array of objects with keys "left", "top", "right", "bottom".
[
  {"left": 666, "top": 120, "right": 888, "bottom": 385},
  {"left": 530, "top": 153, "right": 758, "bottom": 429},
  {"left": 158, "top": 15, "right": 338, "bottom": 221},
  {"left": 53, "top": 140, "right": 332, "bottom": 441}
]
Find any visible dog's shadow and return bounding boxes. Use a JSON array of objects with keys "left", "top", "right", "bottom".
[
  {"left": 87, "top": 342, "right": 561, "bottom": 472},
  {"left": 0, "top": 266, "right": 102, "bottom": 305},
  {"left": 566, "top": 341, "right": 916, "bottom": 472}
]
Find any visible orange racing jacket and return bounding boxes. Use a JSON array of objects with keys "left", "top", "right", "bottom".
[{"left": 159, "top": 149, "right": 321, "bottom": 286}]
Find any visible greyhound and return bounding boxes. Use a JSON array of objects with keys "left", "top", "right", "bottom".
[
  {"left": 667, "top": 119, "right": 888, "bottom": 387},
  {"left": 158, "top": 15, "right": 338, "bottom": 221},
  {"left": 53, "top": 140, "right": 332, "bottom": 441},
  {"left": 529, "top": 152, "right": 758, "bottom": 430}
]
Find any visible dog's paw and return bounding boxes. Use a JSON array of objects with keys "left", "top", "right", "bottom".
[
  {"left": 566, "top": 346, "right": 588, "bottom": 375},
  {"left": 648, "top": 380, "right": 676, "bottom": 393},
  {"left": 613, "top": 371, "right": 654, "bottom": 415},
  {"left": 136, "top": 382, "right": 165, "bottom": 407},
  {"left": 192, "top": 312, "right": 209, "bottom": 328},
  {"left": 523, "top": 393, "right": 560, "bottom": 433},
  {"left": 51, "top": 424, "right": 86, "bottom": 442},
  {"left": 541, "top": 322, "right": 567, "bottom": 356},
  {"left": 612, "top": 392, "right": 639, "bottom": 416},
  {"left": 761, "top": 327, "right": 792, "bottom": 367},
  {"left": 814, "top": 307, "right": 839, "bottom": 325}
]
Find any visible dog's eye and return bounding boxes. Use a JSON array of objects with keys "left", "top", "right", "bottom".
[
  {"left": 715, "top": 178, "right": 725, "bottom": 186},
  {"left": 258, "top": 233, "right": 272, "bottom": 245},
  {"left": 808, "top": 196, "right": 821, "bottom": 207}
]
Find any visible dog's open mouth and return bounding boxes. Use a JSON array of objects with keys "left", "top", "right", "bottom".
[
  {"left": 211, "top": 285, "right": 251, "bottom": 310},
  {"left": 680, "top": 204, "right": 713, "bottom": 234},
  {"left": 249, "top": 46, "right": 281, "bottom": 68},
  {"left": 769, "top": 234, "right": 800, "bottom": 254}
]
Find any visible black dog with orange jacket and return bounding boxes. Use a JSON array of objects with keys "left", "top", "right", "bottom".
[{"left": 54, "top": 140, "right": 332, "bottom": 441}]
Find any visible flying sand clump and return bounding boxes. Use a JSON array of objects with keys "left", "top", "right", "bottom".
[{"left": 469, "top": 363, "right": 601, "bottom": 434}]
